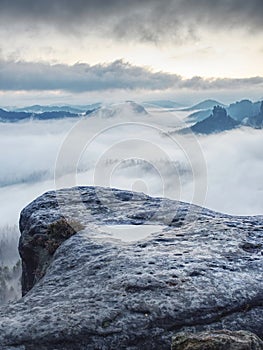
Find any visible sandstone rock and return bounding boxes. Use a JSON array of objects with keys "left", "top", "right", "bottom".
[
  {"left": 0, "top": 186, "right": 262, "bottom": 349},
  {"left": 171, "top": 330, "right": 263, "bottom": 350},
  {"left": 190, "top": 106, "right": 240, "bottom": 134}
]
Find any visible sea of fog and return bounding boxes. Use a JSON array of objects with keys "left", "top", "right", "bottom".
[
  {"left": 0, "top": 106, "right": 263, "bottom": 238},
  {"left": 0, "top": 106, "right": 262, "bottom": 304}
]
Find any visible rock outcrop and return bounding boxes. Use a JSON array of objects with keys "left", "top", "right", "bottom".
[
  {"left": 0, "top": 186, "right": 262, "bottom": 349},
  {"left": 190, "top": 106, "right": 240, "bottom": 134},
  {"left": 246, "top": 101, "right": 263, "bottom": 129},
  {"left": 228, "top": 100, "right": 261, "bottom": 122},
  {"left": 186, "top": 100, "right": 263, "bottom": 128},
  {"left": 172, "top": 330, "right": 263, "bottom": 350}
]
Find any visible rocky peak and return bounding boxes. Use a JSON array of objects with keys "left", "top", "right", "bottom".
[
  {"left": 245, "top": 100, "right": 263, "bottom": 129},
  {"left": 212, "top": 105, "right": 227, "bottom": 118},
  {"left": 190, "top": 106, "right": 239, "bottom": 134}
]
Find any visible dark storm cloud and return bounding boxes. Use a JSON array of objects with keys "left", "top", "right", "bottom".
[
  {"left": 0, "top": 0, "right": 262, "bottom": 42},
  {"left": 0, "top": 59, "right": 178, "bottom": 92},
  {"left": 0, "top": 59, "right": 263, "bottom": 93}
]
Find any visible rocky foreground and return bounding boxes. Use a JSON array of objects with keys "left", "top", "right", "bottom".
[{"left": 0, "top": 186, "right": 262, "bottom": 349}]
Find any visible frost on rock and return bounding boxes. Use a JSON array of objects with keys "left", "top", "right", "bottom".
[{"left": 0, "top": 186, "right": 262, "bottom": 349}]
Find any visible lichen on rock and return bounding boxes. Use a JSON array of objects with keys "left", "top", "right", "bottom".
[{"left": 171, "top": 330, "right": 263, "bottom": 350}]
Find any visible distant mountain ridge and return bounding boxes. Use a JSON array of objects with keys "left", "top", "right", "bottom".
[
  {"left": 245, "top": 101, "right": 263, "bottom": 129},
  {"left": 183, "top": 99, "right": 225, "bottom": 111},
  {"left": 0, "top": 101, "right": 147, "bottom": 122},
  {"left": 89, "top": 101, "right": 148, "bottom": 119},
  {"left": 187, "top": 99, "right": 262, "bottom": 125},
  {"left": 143, "top": 100, "right": 183, "bottom": 109},
  {"left": 227, "top": 99, "right": 261, "bottom": 121},
  {"left": 13, "top": 103, "right": 101, "bottom": 114},
  {"left": 187, "top": 109, "right": 212, "bottom": 123},
  {"left": 0, "top": 108, "right": 81, "bottom": 122}
]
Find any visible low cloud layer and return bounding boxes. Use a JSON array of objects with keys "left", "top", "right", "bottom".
[
  {"left": 0, "top": 107, "right": 262, "bottom": 231},
  {"left": 0, "top": 0, "right": 263, "bottom": 43},
  {"left": 1, "top": 59, "right": 263, "bottom": 93}
]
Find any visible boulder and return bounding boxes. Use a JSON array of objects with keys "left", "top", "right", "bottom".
[{"left": 0, "top": 186, "right": 262, "bottom": 349}]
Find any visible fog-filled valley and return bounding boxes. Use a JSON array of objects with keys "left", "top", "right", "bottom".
[
  {"left": 0, "top": 225, "right": 21, "bottom": 304},
  {"left": 1, "top": 102, "right": 263, "bottom": 224},
  {"left": 0, "top": 100, "right": 263, "bottom": 305}
]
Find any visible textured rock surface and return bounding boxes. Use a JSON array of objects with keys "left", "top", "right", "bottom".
[
  {"left": 0, "top": 186, "right": 262, "bottom": 349},
  {"left": 171, "top": 330, "right": 263, "bottom": 349}
]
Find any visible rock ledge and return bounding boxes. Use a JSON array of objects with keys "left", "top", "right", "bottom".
[{"left": 0, "top": 186, "right": 262, "bottom": 349}]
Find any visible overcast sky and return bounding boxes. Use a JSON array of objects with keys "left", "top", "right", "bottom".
[{"left": 0, "top": 0, "right": 263, "bottom": 105}]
